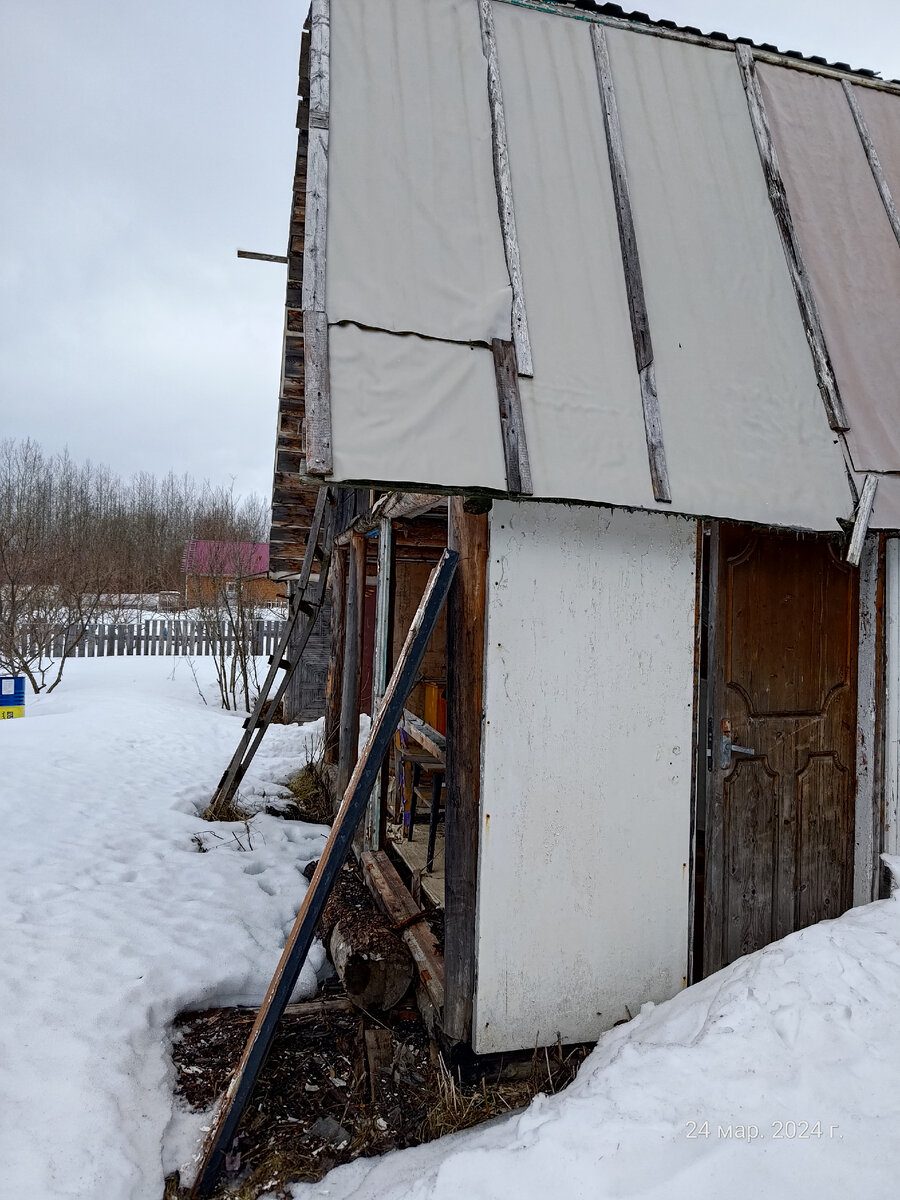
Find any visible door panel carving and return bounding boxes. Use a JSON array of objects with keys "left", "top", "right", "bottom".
[{"left": 704, "top": 525, "right": 858, "bottom": 975}]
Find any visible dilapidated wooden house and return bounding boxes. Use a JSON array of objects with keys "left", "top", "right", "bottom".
[{"left": 269, "top": 0, "right": 900, "bottom": 1058}]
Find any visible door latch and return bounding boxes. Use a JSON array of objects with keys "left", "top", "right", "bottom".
[{"left": 720, "top": 719, "right": 755, "bottom": 769}]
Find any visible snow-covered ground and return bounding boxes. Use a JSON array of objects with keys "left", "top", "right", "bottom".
[
  {"left": 4, "top": 658, "right": 900, "bottom": 1200},
  {"left": 287, "top": 881, "right": 900, "bottom": 1200},
  {"left": 1, "top": 657, "right": 329, "bottom": 1198}
]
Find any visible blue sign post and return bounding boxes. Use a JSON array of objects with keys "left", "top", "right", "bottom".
[{"left": 0, "top": 676, "right": 25, "bottom": 719}]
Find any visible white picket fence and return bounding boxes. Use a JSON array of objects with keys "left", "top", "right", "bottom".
[{"left": 48, "top": 618, "right": 287, "bottom": 659}]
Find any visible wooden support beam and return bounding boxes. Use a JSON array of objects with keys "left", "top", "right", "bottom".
[
  {"left": 323, "top": 545, "right": 346, "bottom": 766},
  {"left": 591, "top": 24, "right": 671, "bottom": 504},
  {"left": 236, "top": 249, "right": 288, "bottom": 264},
  {"left": 842, "top": 79, "right": 900, "bottom": 250},
  {"left": 847, "top": 474, "right": 878, "bottom": 567},
  {"left": 735, "top": 43, "right": 849, "bottom": 432},
  {"left": 303, "top": 309, "right": 332, "bottom": 476},
  {"left": 364, "top": 517, "right": 393, "bottom": 851},
  {"left": 478, "top": 0, "right": 533, "bottom": 377},
  {"left": 443, "top": 498, "right": 489, "bottom": 1044},
  {"left": 492, "top": 339, "right": 533, "bottom": 495},
  {"left": 190, "top": 551, "right": 458, "bottom": 1198},
  {"left": 337, "top": 532, "right": 366, "bottom": 798}
]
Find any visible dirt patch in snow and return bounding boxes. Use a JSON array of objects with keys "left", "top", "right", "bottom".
[{"left": 167, "top": 995, "right": 589, "bottom": 1199}]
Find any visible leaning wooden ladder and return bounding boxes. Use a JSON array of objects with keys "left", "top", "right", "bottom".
[{"left": 208, "top": 487, "right": 335, "bottom": 818}]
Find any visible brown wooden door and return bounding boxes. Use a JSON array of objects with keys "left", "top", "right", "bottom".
[{"left": 703, "top": 524, "right": 858, "bottom": 975}]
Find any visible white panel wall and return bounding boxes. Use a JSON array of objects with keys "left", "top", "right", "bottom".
[
  {"left": 473, "top": 501, "right": 697, "bottom": 1054},
  {"left": 885, "top": 538, "right": 900, "bottom": 861}
]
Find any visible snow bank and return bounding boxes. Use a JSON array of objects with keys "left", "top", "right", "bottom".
[
  {"left": 0, "top": 657, "right": 329, "bottom": 1198},
  {"left": 287, "top": 887, "right": 900, "bottom": 1200}
]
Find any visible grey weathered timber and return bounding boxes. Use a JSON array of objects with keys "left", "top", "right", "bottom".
[
  {"left": 190, "top": 551, "right": 458, "bottom": 1199},
  {"left": 847, "top": 474, "right": 879, "bottom": 567},
  {"left": 337, "top": 532, "right": 366, "bottom": 799},
  {"left": 303, "top": 310, "right": 332, "bottom": 476},
  {"left": 491, "top": 339, "right": 533, "bottom": 495},
  {"left": 364, "top": 517, "right": 393, "bottom": 851},
  {"left": 478, "top": 0, "right": 533, "bottom": 377},
  {"left": 443, "top": 499, "right": 489, "bottom": 1044},
  {"left": 735, "top": 43, "right": 849, "bottom": 432},
  {"left": 301, "top": 0, "right": 333, "bottom": 476},
  {"left": 842, "top": 80, "right": 900, "bottom": 250},
  {"left": 324, "top": 545, "right": 347, "bottom": 765},
  {"left": 302, "top": 0, "right": 330, "bottom": 314},
  {"left": 590, "top": 24, "right": 671, "bottom": 504}
]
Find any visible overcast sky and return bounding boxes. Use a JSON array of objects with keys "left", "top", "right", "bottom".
[{"left": 3, "top": 0, "right": 900, "bottom": 503}]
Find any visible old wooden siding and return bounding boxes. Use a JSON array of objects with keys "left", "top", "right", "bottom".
[
  {"left": 284, "top": 593, "right": 333, "bottom": 723},
  {"left": 473, "top": 501, "right": 697, "bottom": 1054},
  {"left": 270, "top": 12, "right": 328, "bottom": 580}
]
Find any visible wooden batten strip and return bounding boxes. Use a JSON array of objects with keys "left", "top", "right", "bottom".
[
  {"left": 842, "top": 80, "right": 900, "bottom": 250},
  {"left": 591, "top": 24, "right": 671, "bottom": 504},
  {"left": 301, "top": 0, "right": 333, "bottom": 475},
  {"left": 735, "top": 43, "right": 849, "bottom": 433},
  {"left": 492, "top": 338, "right": 533, "bottom": 495},
  {"left": 847, "top": 473, "right": 878, "bottom": 566},
  {"left": 478, "top": 0, "right": 533, "bottom": 377},
  {"left": 303, "top": 309, "right": 332, "bottom": 475}
]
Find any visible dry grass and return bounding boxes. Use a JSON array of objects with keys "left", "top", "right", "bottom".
[{"left": 284, "top": 758, "right": 333, "bottom": 825}]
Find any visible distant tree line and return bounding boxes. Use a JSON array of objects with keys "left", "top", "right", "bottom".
[{"left": 0, "top": 437, "right": 268, "bottom": 691}]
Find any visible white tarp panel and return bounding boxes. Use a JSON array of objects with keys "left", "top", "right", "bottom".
[
  {"left": 605, "top": 27, "right": 852, "bottom": 530},
  {"left": 320, "top": 3, "right": 855, "bottom": 531},
  {"left": 328, "top": 325, "right": 508, "bottom": 490},
  {"left": 491, "top": 3, "right": 659, "bottom": 512},
  {"left": 759, "top": 66, "right": 900, "bottom": 476},
  {"left": 327, "top": 0, "right": 512, "bottom": 344},
  {"left": 474, "top": 501, "right": 697, "bottom": 1054}
]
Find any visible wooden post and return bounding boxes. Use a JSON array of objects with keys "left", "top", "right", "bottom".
[
  {"left": 337, "top": 532, "right": 366, "bottom": 797},
  {"left": 324, "top": 546, "right": 347, "bottom": 766},
  {"left": 364, "top": 516, "right": 393, "bottom": 850},
  {"left": 443, "top": 498, "right": 489, "bottom": 1044}
]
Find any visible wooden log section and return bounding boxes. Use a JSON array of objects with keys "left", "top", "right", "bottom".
[
  {"left": 322, "top": 864, "right": 413, "bottom": 1011},
  {"left": 443, "top": 499, "right": 489, "bottom": 1043}
]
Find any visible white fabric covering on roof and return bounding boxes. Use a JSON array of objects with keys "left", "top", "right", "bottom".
[
  {"left": 491, "top": 3, "right": 659, "bottom": 512},
  {"left": 328, "top": 324, "right": 507, "bottom": 491},
  {"left": 605, "top": 25, "right": 851, "bottom": 530},
  {"left": 326, "top": 0, "right": 512, "bottom": 344},
  {"left": 320, "top": 1, "right": 855, "bottom": 530}
]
